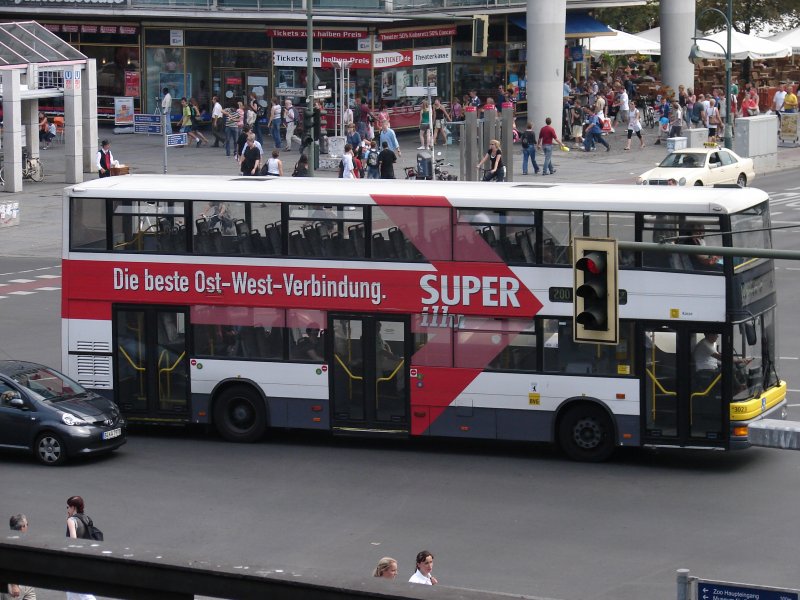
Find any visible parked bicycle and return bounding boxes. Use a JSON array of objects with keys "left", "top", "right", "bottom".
[
  {"left": 405, "top": 158, "right": 458, "bottom": 181},
  {"left": 0, "top": 151, "right": 45, "bottom": 185}
]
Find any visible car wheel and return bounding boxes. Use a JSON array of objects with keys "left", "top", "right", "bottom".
[
  {"left": 213, "top": 385, "right": 267, "bottom": 443},
  {"left": 694, "top": 180, "right": 704, "bottom": 186},
  {"left": 558, "top": 404, "right": 615, "bottom": 462},
  {"left": 35, "top": 432, "right": 67, "bottom": 466},
  {"left": 737, "top": 173, "right": 747, "bottom": 187}
]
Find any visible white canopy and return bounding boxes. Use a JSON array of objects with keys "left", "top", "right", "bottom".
[
  {"left": 768, "top": 27, "right": 800, "bottom": 55},
  {"left": 589, "top": 28, "right": 661, "bottom": 57},
  {"left": 636, "top": 26, "right": 702, "bottom": 43},
  {"left": 694, "top": 29, "right": 792, "bottom": 60}
]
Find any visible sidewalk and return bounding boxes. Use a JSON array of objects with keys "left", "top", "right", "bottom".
[{"left": 2, "top": 124, "right": 799, "bottom": 259}]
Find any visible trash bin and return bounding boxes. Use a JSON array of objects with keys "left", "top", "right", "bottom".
[
  {"left": 319, "top": 135, "right": 329, "bottom": 155},
  {"left": 416, "top": 150, "right": 433, "bottom": 180},
  {"left": 666, "top": 137, "right": 687, "bottom": 153}
]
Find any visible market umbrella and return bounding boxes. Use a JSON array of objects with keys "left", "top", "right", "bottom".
[
  {"left": 767, "top": 27, "right": 800, "bottom": 55},
  {"left": 589, "top": 28, "right": 661, "bottom": 57},
  {"left": 694, "top": 29, "right": 792, "bottom": 60}
]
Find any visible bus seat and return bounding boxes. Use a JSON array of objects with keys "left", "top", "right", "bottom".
[
  {"left": 208, "top": 230, "right": 223, "bottom": 253},
  {"left": 289, "top": 230, "right": 307, "bottom": 256},
  {"left": 265, "top": 221, "right": 282, "bottom": 255},
  {"left": 249, "top": 229, "right": 265, "bottom": 253},
  {"left": 304, "top": 223, "right": 324, "bottom": 257},
  {"left": 372, "top": 232, "right": 389, "bottom": 259},
  {"left": 349, "top": 223, "right": 365, "bottom": 257},
  {"left": 196, "top": 217, "right": 210, "bottom": 235},
  {"left": 516, "top": 229, "right": 535, "bottom": 264},
  {"left": 234, "top": 219, "right": 249, "bottom": 236}
]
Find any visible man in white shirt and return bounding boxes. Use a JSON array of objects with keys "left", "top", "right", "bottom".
[
  {"left": 773, "top": 83, "right": 787, "bottom": 114},
  {"left": 283, "top": 99, "right": 297, "bottom": 151},
  {"left": 211, "top": 95, "right": 224, "bottom": 147},
  {"left": 341, "top": 143, "right": 355, "bottom": 179},
  {"left": 161, "top": 87, "right": 172, "bottom": 125},
  {"left": 693, "top": 333, "right": 721, "bottom": 373}
]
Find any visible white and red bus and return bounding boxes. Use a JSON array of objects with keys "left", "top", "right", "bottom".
[{"left": 62, "top": 176, "right": 786, "bottom": 460}]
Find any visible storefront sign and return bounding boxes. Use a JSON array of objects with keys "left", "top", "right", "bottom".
[
  {"left": 120, "top": 26, "right": 137, "bottom": 35},
  {"left": 274, "top": 51, "right": 322, "bottom": 67},
  {"left": 81, "top": 25, "right": 98, "bottom": 33},
  {"left": 124, "top": 70, "right": 140, "bottom": 97},
  {"left": 378, "top": 25, "right": 456, "bottom": 42},
  {"left": 569, "top": 45, "right": 584, "bottom": 62},
  {"left": 114, "top": 96, "right": 134, "bottom": 125},
  {"left": 321, "top": 53, "right": 371, "bottom": 69},
  {"left": 266, "top": 28, "right": 367, "bottom": 39},
  {"left": 13, "top": 0, "right": 122, "bottom": 4},
  {"left": 374, "top": 51, "right": 413, "bottom": 69},
  {"left": 100, "top": 26, "right": 117, "bottom": 34},
  {"left": 62, "top": 24, "right": 79, "bottom": 33},
  {"left": 43, "top": 23, "right": 137, "bottom": 34},
  {"left": 170, "top": 30, "right": 184, "bottom": 47},
  {"left": 413, "top": 47, "right": 451, "bottom": 66},
  {"left": 276, "top": 87, "right": 306, "bottom": 97}
]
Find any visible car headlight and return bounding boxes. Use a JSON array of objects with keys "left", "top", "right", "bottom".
[
  {"left": 678, "top": 177, "right": 687, "bottom": 186},
  {"left": 61, "top": 412, "right": 88, "bottom": 426},
  {"left": 638, "top": 178, "right": 647, "bottom": 185}
]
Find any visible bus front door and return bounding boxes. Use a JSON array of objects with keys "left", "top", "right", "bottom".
[
  {"left": 330, "top": 316, "right": 409, "bottom": 435},
  {"left": 642, "top": 325, "right": 726, "bottom": 448},
  {"left": 113, "top": 307, "right": 190, "bottom": 420}
]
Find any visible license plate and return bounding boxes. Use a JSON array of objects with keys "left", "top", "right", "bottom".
[{"left": 102, "top": 428, "right": 122, "bottom": 440}]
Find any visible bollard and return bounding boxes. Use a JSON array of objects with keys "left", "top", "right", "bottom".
[
  {"left": 463, "top": 105, "right": 479, "bottom": 181},
  {"left": 677, "top": 568, "right": 691, "bottom": 600},
  {"left": 501, "top": 101, "right": 514, "bottom": 181}
]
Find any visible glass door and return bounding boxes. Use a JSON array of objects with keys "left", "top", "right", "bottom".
[
  {"left": 642, "top": 325, "right": 726, "bottom": 447},
  {"left": 330, "top": 315, "right": 408, "bottom": 433},
  {"left": 114, "top": 307, "right": 190, "bottom": 418}
]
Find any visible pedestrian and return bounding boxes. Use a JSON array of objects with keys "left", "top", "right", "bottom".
[
  {"left": 783, "top": 84, "right": 798, "bottom": 113},
  {"left": 66, "top": 496, "right": 98, "bottom": 600},
  {"left": 378, "top": 120, "right": 401, "bottom": 158},
  {"left": 161, "top": 87, "right": 172, "bottom": 125},
  {"left": 283, "top": 99, "right": 298, "bottom": 151},
  {"left": 239, "top": 134, "right": 261, "bottom": 176},
  {"left": 408, "top": 550, "right": 437, "bottom": 585},
  {"left": 340, "top": 143, "right": 356, "bottom": 179},
  {"left": 477, "top": 139, "right": 504, "bottom": 182},
  {"left": 179, "top": 97, "right": 199, "bottom": 147},
  {"left": 262, "top": 149, "right": 283, "bottom": 176},
  {"left": 582, "top": 110, "right": 610, "bottom": 153},
  {"left": 668, "top": 101, "right": 683, "bottom": 139},
  {"left": 268, "top": 97, "right": 282, "bottom": 149},
  {"left": 39, "top": 112, "right": 55, "bottom": 149},
  {"left": 538, "top": 116, "right": 564, "bottom": 173},
  {"left": 520, "top": 122, "right": 539, "bottom": 175},
  {"left": 190, "top": 98, "right": 209, "bottom": 147},
  {"left": 377, "top": 141, "right": 396, "bottom": 179},
  {"left": 612, "top": 83, "right": 629, "bottom": 127},
  {"left": 3, "top": 514, "right": 35, "bottom": 600},
  {"left": 432, "top": 98, "right": 450, "bottom": 146},
  {"left": 373, "top": 557, "right": 398, "bottom": 579},
  {"left": 234, "top": 125, "right": 250, "bottom": 162},
  {"left": 346, "top": 122, "right": 361, "bottom": 152},
  {"left": 418, "top": 100, "right": 432, "bottom": 150},
  {"left": 707, "top": 98, "right": 721, "bottom": 143},
  {"left": 570, "top": 100, "right": 584, "bottom": 148},
  {"left": 96, "top": 140, "right": 114, "bottom": 178},
  {"left": 248, "top": 92, "right": 263, "bottom": 145},
  {"left": 223, "top": 102, "right": 241, "bottom": 157},
  {"left": 292, "top": 153, "right": 310, "bottom": 177},
  {"left": 624, "top": 105, "right": 645, "bottom": 151},
  {"left": 210, "top": 95, "right": 224, "bottom": 147},
  {"left": 365, "top": 140, "right": 380, "bottom": 179}
]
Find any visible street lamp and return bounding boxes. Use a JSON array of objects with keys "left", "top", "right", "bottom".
[
  {"left": 688, "top": 0, "right": 734, "bottom": 150},
  {"left": 306, "top": 0, "right": 315, "bottom": 176}
]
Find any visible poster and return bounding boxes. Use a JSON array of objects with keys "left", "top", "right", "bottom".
[
  {"left": 426, "top": 67, "right": 437, "bottom": 88},
  {"left": 396, "top": 71, "right": 409, "bottom": 98},
  {"left": 780, "top": 113, "right": 798, "bottom": 144},
  {"left": 413, "top": 68, "right": 424, "bottom": 87},
  {"left": 381, "top": 71, "right": 395, "bottom": 99},
  {"left": 278, "top": 69, "right": 295, "bottom": 88},
  {"left": 114, "top": 96, "right": 134, "bottom": 125},
  {"left": 160, "top": 72, "right": 190, "bottom": 102},
  {"left": 124, "top": 71, "right": 140, "bottom": 97}
]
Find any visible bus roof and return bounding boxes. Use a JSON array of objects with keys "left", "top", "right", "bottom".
[{"left": 67, "top": 175, "right": 769, "bottom": 215}]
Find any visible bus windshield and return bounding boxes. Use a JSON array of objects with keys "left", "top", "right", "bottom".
[{"left": 731, "top": 201, "right": 771, "bottom": 272}]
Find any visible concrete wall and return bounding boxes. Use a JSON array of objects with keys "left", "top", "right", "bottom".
[{"left": 734, "top": 114, "right": 778, "bottom": 172}]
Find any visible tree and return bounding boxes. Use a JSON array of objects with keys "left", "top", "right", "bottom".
[
  {"left": 696, "top": 0, "right": 800, "bottom": 35},
  {"left": 594, "top": 1, "right": 659, "bottom": 33}
]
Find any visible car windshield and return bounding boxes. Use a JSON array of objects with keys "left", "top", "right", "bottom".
[
  {"left": 658, "top": 153, "right": 705, "bottom": 168},
  {"left": 11, "top": 366, "right": 87, "bottom": 402}
]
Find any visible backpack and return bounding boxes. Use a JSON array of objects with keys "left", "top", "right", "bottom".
[
  {"left": 74, "top": 514, "right": 104, "bottom": 541},
  {"left": 367, "top": 149, "right": 379, "bottom": 167},
  {"left": 521, "top": 130, "right": 535, "bottom": 148}
]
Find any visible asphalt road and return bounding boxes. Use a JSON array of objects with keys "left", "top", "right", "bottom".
[{"left": 1, "top": 170, "right": 799, "bottom": 600}]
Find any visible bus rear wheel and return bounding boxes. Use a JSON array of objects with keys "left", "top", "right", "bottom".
[
  {"left": 213, "top": 385, "right": 267, "bottom": 443},
  {"left": 558, "top": 404, "right": 615, "bottom": 462}
]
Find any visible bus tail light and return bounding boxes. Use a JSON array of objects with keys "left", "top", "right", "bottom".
[
  {"left": 311, "top": 405, "right": 322, "bottom": 412},
  {"left": 733, "top": 426, "right": 748, "bottom": 437},
  {"left": 460, "top": 425, "right": 470, "bottom": 432},
  {"left": 312, "top": 417, "right": 321, "bottom": 423}
]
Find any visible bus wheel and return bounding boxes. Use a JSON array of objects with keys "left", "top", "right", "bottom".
[
  {"left": 213, "top": 385, "right": 267, "bottom": 443},
  {"left": 558, "top": 404, "right": 615, "bottom": 462}
]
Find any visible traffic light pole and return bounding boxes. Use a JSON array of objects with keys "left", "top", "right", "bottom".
[{"left": 306, "top": 0, "right": 315, "bottom": 176}]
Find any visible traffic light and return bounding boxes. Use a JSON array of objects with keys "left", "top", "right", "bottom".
[
  {"left": 303, "top": 107, "right": 314, "bottom": 139},
  {"left": 312, "top": 107, "right": 322, "bottom": 141},
  {"left": 573, "top": 237, "right": 619, "bottom": 345},
  {"left": 472, "top": 15, "right": 488, "bottom": 57}
]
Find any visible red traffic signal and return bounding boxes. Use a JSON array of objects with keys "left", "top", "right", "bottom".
[{"left": 573, "top": 238, "right": 619, "bottom": 345}]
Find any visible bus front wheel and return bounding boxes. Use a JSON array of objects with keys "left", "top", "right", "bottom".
[
  {"left": 213, "top": 385, "right": 267, "bottom": 443},
  {"left": 558, "top": 404, "right": 615, "bottom": 462}
]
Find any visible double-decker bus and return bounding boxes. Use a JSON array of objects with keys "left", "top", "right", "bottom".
[{"left": 62, "top": 176, "right": 787, "bottom": 461}]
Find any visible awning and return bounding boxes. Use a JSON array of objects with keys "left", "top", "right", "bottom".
[{"left": 509, "top": 12, "right": 614, "bottom": 38}]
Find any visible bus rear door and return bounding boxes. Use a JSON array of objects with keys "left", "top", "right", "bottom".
[{"left": 329, "top": 315, "right": 409, "bottom": 435}]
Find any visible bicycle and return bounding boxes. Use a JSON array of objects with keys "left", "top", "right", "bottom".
[{"left": 0, "top": 152, "right": 45, "bottom": 184}]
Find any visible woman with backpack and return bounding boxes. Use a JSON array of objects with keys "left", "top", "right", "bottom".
[{"left": 66, "top": 495, "right": 100, "bottom": 600}]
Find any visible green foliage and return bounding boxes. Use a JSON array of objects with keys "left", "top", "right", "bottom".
[
  {"left": 696, "top": 0, "right": 800, "bottom": 34},
  {"left": 593, "top": 0, "right": 659, "bottom": 33}
]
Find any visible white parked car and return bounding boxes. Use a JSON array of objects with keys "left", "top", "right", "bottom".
[{"left": 637, "top": 147, "right": 755, "bottom": 187}]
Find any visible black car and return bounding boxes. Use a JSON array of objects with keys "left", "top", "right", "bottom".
[{"left": 0, "top": 360, "right": 126, "bottom": 465}]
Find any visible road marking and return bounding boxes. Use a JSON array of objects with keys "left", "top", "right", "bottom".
[
  {"left": 8, "top": 278, "right": 35, "bottom": 283},
  {"left": 8, "top": 290, "right": 36, "bottom": 295},
  {"left": 35, "top": 274, "right": 60, "bottom": 279},
  {"left": 35, "top": 286, "right": 60, "bottom": 291},
  {"left": 788, "top": 404, "right": 800, "bottom": 407}
]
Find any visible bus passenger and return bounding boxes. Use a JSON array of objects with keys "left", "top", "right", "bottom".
[
  {"left": 296, "top": 324, "right": 324, "bottom": 361},
  {"left": 409, "top": 550, "right": 437, "bottom": 585},
  {"left": 685, "top": 224, "right": 720, "bottom": 269}
]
